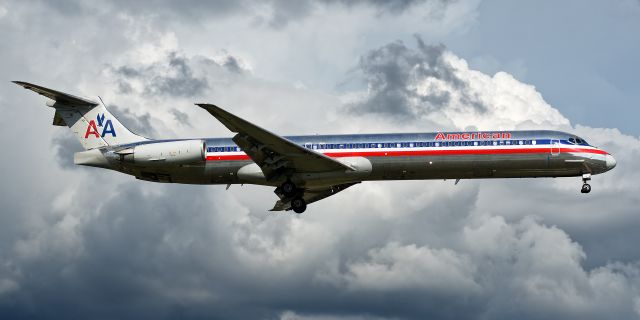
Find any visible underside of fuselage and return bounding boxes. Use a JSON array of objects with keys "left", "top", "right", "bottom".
[{"left": 116, "top": 150, "right": 610, "bottom": 186}]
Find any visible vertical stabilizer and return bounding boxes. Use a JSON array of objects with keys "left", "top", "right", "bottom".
[{"left": 14, "top": 81, "right": 148, "bottom": 150}]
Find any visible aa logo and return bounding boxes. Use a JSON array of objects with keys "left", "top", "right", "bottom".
[{"left": 84, "top": 113, "right": 116, "bottom": 138}]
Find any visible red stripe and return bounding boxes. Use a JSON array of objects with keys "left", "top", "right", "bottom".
[
  {"left": 205, "top": 147, "right": 607, "bottom": 161},
  {"left": 206, "top": 154, "right": 251, "bottom": 161}
]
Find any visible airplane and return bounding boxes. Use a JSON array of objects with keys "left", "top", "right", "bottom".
[{"left": 14, "top": 81, "right": 617, "bottom": 213}]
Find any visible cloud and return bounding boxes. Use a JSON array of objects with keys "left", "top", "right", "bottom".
[
  {"left": 51, "top": 131, "right": 84, "bottom": 169},
  {"left": 112, "top": 52, "right": 209, "bottom": 98},
  {"left": 29, "top": 0, "right": 458, "bottom": 30},
  {"left": 348, "top": 36, "right": 570, "bottom": 131},
  {"left": 169, "top": 109, "right": 192, "bottom": 127},
  {"left": 109, "top": 105, "right": 157, "bottom": 137},
  {"left": 338, "top": 242, "right": 479, "bottom": 293},
  {"left": 2, "top": 2, "right": 640, "bottom": 320}
]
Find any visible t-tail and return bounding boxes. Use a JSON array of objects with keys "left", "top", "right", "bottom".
[{"left": 13, "top": 81, "right": 148, "bottom": 150}]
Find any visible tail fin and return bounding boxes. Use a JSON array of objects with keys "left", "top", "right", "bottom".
[{"left": 14, "top": 81, "right": 148, "bottom": 150}]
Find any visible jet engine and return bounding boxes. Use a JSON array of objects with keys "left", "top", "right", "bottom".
[{"left": 115, "top": 140, "right": 206, "bottom": 166}]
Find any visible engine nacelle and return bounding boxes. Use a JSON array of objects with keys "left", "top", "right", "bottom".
[
  {"left": 236, "top": 156, "right": 372, "bottom": 185},
  {"left": 335, "top": 156, "right": 373, "bottom": 175},
  {"left": 117, "top": 140, "right": 206, "bottom": 166}
]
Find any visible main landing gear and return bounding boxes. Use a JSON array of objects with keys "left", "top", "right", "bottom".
[
  {"left": 281, "top": 181, "right": 297, "bottom": 198},
  {"left": 279, "top": 180, "right": 307, "bottom": 214},
  {"left": 291, "top": 197, "right": 307, "bottom": 214},
  {"left": 581, "top": 173, "right": 592, "bottom": 194}
]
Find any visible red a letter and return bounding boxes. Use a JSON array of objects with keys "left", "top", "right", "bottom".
[{"left": 84, "top": 120, "right": 100, "bottom": 138}]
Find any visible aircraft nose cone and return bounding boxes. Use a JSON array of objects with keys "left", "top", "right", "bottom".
[{"left": 605, "top": 154, "right": 617, "bottom": 170}]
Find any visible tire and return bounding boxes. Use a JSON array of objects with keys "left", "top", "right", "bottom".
[
  {"left": 291, "top": 197, "right": 307, "bottom": 214},
  {"left": 581, "top": 184, "right": 591, "bottom": 193},
  {"left": 282, "top": 181, "right": 297, "bottom": 197}
]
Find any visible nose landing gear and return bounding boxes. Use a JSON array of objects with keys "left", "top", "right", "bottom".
[{"left": 581, "top": 173, "right": 591, "bottom": 194}]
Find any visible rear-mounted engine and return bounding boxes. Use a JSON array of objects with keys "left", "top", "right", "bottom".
[{"left": 112, "top": 140, "right": 206, "bottom": 166}]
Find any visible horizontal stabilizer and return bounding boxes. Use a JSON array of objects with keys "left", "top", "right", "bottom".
[{"left": 13, "top": 81, "right": 98, "bottom": 106}]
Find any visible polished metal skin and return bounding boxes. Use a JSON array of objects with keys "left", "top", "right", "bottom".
[
  {"left": 15, "top": 81, "right": 616, "bottom": 213},
  {"left": 105, "top": 131, "right": 615, "bottom": 187}
]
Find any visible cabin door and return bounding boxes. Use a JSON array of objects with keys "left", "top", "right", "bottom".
[{"left": 550, "top": 139, "right": 560, "bottom": 156}]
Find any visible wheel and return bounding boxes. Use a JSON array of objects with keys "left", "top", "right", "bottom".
[
  {"left": 281, "top": 181, "right": 297, "bottom": 197},
  {"left": 291, "top": 197, "right": 307, "bottom": 214},
  {"left": 581, "top": 183, "right": 591, "bottom": 193}
]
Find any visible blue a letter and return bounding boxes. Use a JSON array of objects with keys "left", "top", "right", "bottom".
[{"left": 101, "top": 119, "right": 117, "bottom": 137}]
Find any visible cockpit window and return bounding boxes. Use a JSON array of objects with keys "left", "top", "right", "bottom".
[
  {"left": 568, "top": 138, "right": 576, "bottom": 144},
  {"left": 574, "top": 137, "right": 589, "bottom": 146}
]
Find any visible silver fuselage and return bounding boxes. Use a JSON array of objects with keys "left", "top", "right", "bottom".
[{"left": 84, "top": 130, "right": 616, "bottom": 187}]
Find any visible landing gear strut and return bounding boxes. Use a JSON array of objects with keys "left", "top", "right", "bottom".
[
  {"left": 291, "top": 197, "right": 307, "bottom": 214},
  {"left": 581, "top": 173, "right": 591, "bottom": 194}
]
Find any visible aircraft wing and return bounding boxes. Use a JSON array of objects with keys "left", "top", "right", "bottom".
[
  {"left": 196, "top": 103, "right": 353, "bottom": 181},
  {"left": 13, "top": 81, "right": 98, "bottom": 106},
  {"left": 270, "top": 182, "right": 358, "bottom": 211}
]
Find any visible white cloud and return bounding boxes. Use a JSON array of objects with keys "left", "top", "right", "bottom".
[
  {"left": 1, "top": 1, "right": 640, "bottom": 319},
  {"left": 338, "top": 242, "right": 479, "bottom": 292}
]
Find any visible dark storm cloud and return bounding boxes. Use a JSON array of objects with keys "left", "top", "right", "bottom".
[
  {"left": 221, "top": 55, "right": 245, "bottom": 74},
  {"left": 325, "top": 0, "right": 450, "bottom": 13},
  {"left": 33, "top": 0, "right": 452, "bottom": 28},
  {"left": 114, "top": 52, "right": 208, "bottom": 98},
  {"left": 51, "top": 132, "right": 83, "bottom": 169},
  {"left": 109, "top": 105, "right": 156, "bottom": 137},
  {"left": 348, "top": 36, "right": 487, "bottom": 120},
  {"left": 169, "top": 109, "right": 192, "bottom": 127}
]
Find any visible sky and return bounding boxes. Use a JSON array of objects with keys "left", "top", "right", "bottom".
[{"left": 0, "top": 0, "right": 640, "bottom": 319}]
